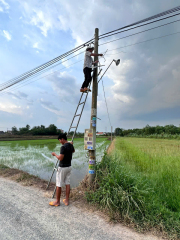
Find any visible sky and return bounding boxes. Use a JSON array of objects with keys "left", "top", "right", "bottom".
[{"left": 0, "top": 0, "right": 180, "bottom": 133}]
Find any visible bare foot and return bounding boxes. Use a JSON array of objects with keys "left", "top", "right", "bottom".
[
  {"left": 63, "top": 199, "right": 69, "bottom": 206},
  {"left": 49, "top": 201, "right": 60, "bottom": 207}
]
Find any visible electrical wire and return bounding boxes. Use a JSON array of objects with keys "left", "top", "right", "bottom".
[
  {"left": 0, "top": 49, "right": 85, "bottom": 92},
  {"left": 99, "top": 5, "right": 180, "bottom": 38},
  {"left": 1, "top": 5, "right": 180, "bottom": 92},
  {"left": 99, "top": 12, "right": 180, "bottom": 40},
  {"left": 102, "top": 80, "right": 112, "bottom": 128},
  {"left": 104, "top": 30, "right": 180, "bottom": 53},
  {"left": 0, "top": 59, "right": 84, "bottom": 96},
  {"left": 99, "top": 18, "right": 180, "bottom": 46},
  {"left": 0, "top": 42, "right": 92, "bottom": 92},
  {"left": 0, "top": 45, "right": 84, "bottom": 88},
  {"left": 3, "top": 30, "right": 180, "bottom": 94}
]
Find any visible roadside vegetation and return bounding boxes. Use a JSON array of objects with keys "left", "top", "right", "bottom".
[
  {"left": 115, "top": 124, "right": 180, "bottom": 140},
  {"left": 85, "top": 137, "right": 180, "bottom": 239}
]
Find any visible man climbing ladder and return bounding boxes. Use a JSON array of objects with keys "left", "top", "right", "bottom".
[{"left": 80, "top": 46, "right": 103, "bottom": 92}]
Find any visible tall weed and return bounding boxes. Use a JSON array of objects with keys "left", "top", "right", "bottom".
[{"left": 85, "top": 137, "right": 180, "bottom": 238}]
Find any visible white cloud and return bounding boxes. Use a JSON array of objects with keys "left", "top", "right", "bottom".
[
  {"left": 2, "top": 30, "right": 11, "bottom": 41},
  {"left": 0, "top": 0, "right": 9, "bottom": 10},
  {"left": 39, "top": 98, "right": 65, "bottom": 116},
  {"left": 33, "top": 42, "right": 39, "bottom": 49},
  {"left": 0, "top": 102, "right": 22, "bottom": 115},
  {"left": 0, "top": 6, "right": 3, "bottom": 11}
]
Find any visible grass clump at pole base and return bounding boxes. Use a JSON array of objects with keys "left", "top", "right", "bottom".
[{"left": 85, "top": 137, "right": 180, "bottom": 239}]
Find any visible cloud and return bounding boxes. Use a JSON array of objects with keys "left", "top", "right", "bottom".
[
  {"left": 0, "top": 0, "right": 9, "bottom": 10},
  {"left": 30, "top": 9, "right": 52, "bottom": 37},
  {"left": 46, "top": 71, "right": 80, "bottom": 103},
  {"left": 2, "top": 30, "right": 11, "bottom": 41},
  {"left": 2, "top": 0, "right": 180, "bottom": 131},
  {"left": 33, "top": 42, "right": 39, "bottom": 49},
  {"left": 39, "top": 98, "right": 65, "bottom": 116},
  {"left": 0, "top": 102, "right": 22, "bottom": 115},
  {"left": 6, "top": 91, "right": 28, "bottom": 99}
]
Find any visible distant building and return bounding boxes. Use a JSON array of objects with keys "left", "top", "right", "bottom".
[
  {"left": 0, "top": 131, "right": 4, "bottom": 135},
  {"left": 7, "top": 130, "right": 12, "bottom": 134},
  {"left": 96, "top": 132, "right": 106, "bottom": 136}
]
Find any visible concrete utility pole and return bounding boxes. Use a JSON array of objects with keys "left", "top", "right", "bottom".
[{"left": 88, "top": 28, "right": 99, "bottom": 184}]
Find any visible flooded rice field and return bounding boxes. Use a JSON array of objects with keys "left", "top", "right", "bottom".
[{"left": 0, "top": 138, "right": 110, "bottom": 187}]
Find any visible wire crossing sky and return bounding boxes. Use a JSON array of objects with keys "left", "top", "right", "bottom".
[
  {"left": 1, "top": 0, "right": 180, "bottom": 132},
  {"left": 1, "top": 4, "right": 180, "bottom": 92}
]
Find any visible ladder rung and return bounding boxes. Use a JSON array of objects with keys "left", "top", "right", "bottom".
[
  {"left": 75, "top": 114, "right": 80, "bottom": 117},
  {"left": 79, "top": 102, "right": 85, "bottom": 105},
  {"left": 71, "top": 126, "right": 77, "bottom": 128}
]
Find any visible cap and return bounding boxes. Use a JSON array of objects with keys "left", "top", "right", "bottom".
[{"left": 86, "top": 46, "right": 94, "bottom": 51}]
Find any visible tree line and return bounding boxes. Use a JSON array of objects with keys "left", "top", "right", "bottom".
[
  {"left": 115, "top": 124, "right": 180, "bottom": 137},
  {"left": 11, "top": 124, "right": 85, "bottom": 137},
  {"left": 11, "top": 124, "right": 62, "bottom": 136}
]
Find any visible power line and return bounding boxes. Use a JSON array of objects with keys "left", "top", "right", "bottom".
[
  {"left": 99, "top": 18, "right": 180, "bottom": 46},
  {"left": 104, "top": 30, "right": 180, "bottom": 53},
  {"left": 0, "top": 44, "right": 91, "bottom": 92},
  {"left": 99, "top": 5, "right": 180, "bottom": 38},
  {"left": 0, "top": 50, "right": 85, "bottom": 92},
  {"left": 102, "top": 80, "right": 112, "bottom": 128},
  {"left": 1, "top": 5, "right": 180, "bottom": 92},
  {"left": 99, "top": 12, "right": 180, "bottom": 41},
  {"left": 2, "top": 30, "right": 180, "bottom": 94},
  {"left": 0, "top": 59, "right": 84, "bottom": 96}
]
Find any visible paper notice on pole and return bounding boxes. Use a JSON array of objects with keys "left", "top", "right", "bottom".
[{"left": 91, "top": 108, "right": 97, "bottom": 116}]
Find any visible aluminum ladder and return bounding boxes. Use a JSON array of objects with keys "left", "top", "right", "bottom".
[{"left": 46, "top": 89, "right": 90, "bottom": 197}]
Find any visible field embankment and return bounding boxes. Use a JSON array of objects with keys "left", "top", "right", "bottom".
[{"left": 85, "top": 137, "right": 180, "bottom": 239}]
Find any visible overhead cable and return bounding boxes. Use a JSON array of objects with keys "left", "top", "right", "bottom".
[
  {"left": 0, "top": 59, "right": 83, "bottom": 96},
  {"left": 1, "top": 5, "right": 180, "bottom": 92},
  {"left": 105, "top": 30, "right": 180, "bottom": 53},
  {"left": 99, "top": 12, "right": 180, "bottom": 40},
  {"left": 99, "top": 5, "right": 180, "bottom": 38},
  {"left": 102, "top": 80, "right": 112, "bottom": 128},
  {"left": 0, "top": 48, "right": 86, "bottom": 92},
  {"left": 99, "top": 18, "right": 180, "bottom": 46}
]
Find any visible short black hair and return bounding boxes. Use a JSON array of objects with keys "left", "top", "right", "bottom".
[{"left": 58, "top": 133, "right": 67, "bottom": 140}]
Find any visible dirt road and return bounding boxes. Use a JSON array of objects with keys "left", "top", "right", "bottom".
[{"left": 0, "top": 177, "right": 163, "bottom": 240}]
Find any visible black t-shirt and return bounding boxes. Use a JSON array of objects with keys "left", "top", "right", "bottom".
[{"left": 59, "top": 142, "right": 75, "bottom": 167}]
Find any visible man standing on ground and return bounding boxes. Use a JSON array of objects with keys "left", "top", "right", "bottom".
[
  {"left": 80, "top": 47, "right": 103, "bottom": 92},
  {"left": 49, "top": 133, "right": 75, "bottom": 206}
]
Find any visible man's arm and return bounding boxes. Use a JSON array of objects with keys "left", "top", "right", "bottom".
[
  {"left": 90, "top": 53, "right": 103, "bottom": 57},
  {"left": 51, "top": 152, "right": 64, "bottom": 161}
]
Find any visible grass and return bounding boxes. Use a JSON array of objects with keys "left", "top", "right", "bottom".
[{"left": 85, "top": 137, "right": 180, "bottom": 239}]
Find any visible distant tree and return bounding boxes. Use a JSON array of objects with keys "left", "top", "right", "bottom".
[
  {"left": 12, "top": 126, "right": 18, "bottom": 135},
  {"left": 47, "top": 124, "right": 57, "bottom": 135},
  {"left": 26, "top": 124, "right": 30, "bottom": 131},
  {"left": 115, "top": 127, "right": 124, "bottom": 136}
]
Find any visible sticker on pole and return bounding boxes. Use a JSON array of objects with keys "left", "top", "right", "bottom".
[
  {"left": 89, "top": 160, "right": 95, "bottom": 165},
  {"left": 87, "top": 146, "right": 93, "bottom": 150},
  {"left": 89, "top": 170, "right": 95, "bottom": 174}
]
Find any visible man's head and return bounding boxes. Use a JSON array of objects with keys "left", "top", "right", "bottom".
[
  {"left": 58, "top": 133, "right": 67, "bottom": 144},
  {"left": 86, "top": 47, "right": 94, "bottom": 52}
]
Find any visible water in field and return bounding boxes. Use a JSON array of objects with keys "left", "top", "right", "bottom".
[{"left": 0, "top": 138, "right": 110, "bottom": 187}]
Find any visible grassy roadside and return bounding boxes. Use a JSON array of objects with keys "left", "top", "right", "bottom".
[{"left": 85, "top": 137, "right": 180, "bottom": 239}]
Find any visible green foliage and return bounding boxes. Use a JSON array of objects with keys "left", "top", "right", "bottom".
[
  {"left": 114, "top": 127, "right": 124, "bottom": 136},
  {"left": 115, "top": 124, "right": 180, "bottom": 139},
  {"left": 86, "top": 138, "right": 180, "bottom": 238},
  {"left": 11, "top": 124, "right": 63, "bottom": 136}
]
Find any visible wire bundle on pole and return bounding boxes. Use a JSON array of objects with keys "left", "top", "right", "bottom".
[
  {"left": 0, "top": 40, "right": 93, "bottom": 92},
  {"left": 0, "top": 5, "right": 180, "bottom": 93}
]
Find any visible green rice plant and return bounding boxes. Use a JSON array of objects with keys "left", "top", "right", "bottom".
[{"left": 86, "top": 137, "right": 180, "bottom": 238}]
